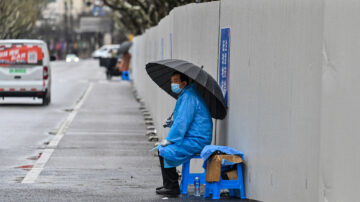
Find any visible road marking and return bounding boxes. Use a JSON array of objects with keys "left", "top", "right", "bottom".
[{"left": 22, "top": 83, "right": 94, "bottom": 184}]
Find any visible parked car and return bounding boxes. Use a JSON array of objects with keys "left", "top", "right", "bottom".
[
  {"left": 92, "top": 44, "right": 120, "bottom": 59},
  {"left": 0, "top": 39, "right": 55, "bottom": 105},
  {"left": 65, "top": 54, "right": 79, "bottom": 62}
]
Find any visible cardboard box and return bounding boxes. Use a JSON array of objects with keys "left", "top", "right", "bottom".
[
  {"left": 225, "top": 169, "right": 238, "bottom": 180},
  {"left": 205, "top": 154, "right": 243, "bottom": 182}
]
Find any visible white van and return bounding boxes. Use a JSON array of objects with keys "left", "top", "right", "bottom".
[
  {"left": 92, "top": 44, "right": 120, "bottom": 59},
  {"left": 0, "top": 39, "right": 55, "bottom": 105}
]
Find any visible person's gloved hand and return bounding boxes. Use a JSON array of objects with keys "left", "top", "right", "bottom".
[{"left": 161, "top": 139, "right": 172, "bottom": 146}]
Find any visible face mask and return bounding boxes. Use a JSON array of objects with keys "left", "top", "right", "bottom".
[{"left": 171, "top": 83, "right": 182, "bottom": 94}]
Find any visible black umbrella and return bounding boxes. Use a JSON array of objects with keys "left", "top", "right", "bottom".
[
  {"left": 146, "top": 59, "right": 227, "bottom": 120},
  {"left": 118, "top": 41, "right": 132, "bottom": 55}
]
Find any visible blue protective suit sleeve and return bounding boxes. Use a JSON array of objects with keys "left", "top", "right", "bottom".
[{"left": 166, "top": 94, "right": 196, "bottom": 143}]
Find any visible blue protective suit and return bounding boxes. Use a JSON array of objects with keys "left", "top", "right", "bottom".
[{"left": 159, "top": 83, "right": 213, "bottom": 168}]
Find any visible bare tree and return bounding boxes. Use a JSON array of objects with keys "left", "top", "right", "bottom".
[
  {"left": 103, "top": 0, "right": 217, "bottom": 35},
  {"left": 0, "top": 0, "right": 47, "bottom": 39}
]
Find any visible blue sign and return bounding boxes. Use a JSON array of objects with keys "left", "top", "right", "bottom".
[
  {"left": 219, "top": 28, "right": 230, "bottom": 107},
  {"left": 93, "top": 5, "right": 107, "bottom": 16}
]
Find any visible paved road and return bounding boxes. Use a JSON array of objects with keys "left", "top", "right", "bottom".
[
  {"left": 0, "top": 60, "right": 250, "bottom": 201},
  {"left": 0, "top": 60, "right": 162, "bottom": 201},
  {"left": 0, "top": 59, "right": 104, "bottom": 184}
]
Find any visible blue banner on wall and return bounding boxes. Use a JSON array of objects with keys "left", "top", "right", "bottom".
[{"left": 219, "top": 28, "right": 230, "bottom": 107}]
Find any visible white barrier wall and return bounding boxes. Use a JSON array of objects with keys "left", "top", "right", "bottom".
[
  {"left": 132, "top": 2, "right": 220, "bottom": 141},
  {"left": 131, "top": 0, "right": 360, "bottom": 201},
  {"left": 320, "top": 1, "right": 360, "bottom": 202},
  {"left": 132, "top": 15, "right": 175, "bottom": 138},
  {"left": 219, "top": 0, "right": 323, "bottom": 201}
]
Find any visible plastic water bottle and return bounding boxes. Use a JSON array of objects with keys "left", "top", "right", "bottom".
[{"left": 194, "top": 176, "right": 201, "bottom": 196}]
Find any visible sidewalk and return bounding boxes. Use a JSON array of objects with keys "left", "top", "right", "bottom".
[
  {"left": 31, "top": 79, "right": 251, "bottom": 201},
  {"left": 34, "top": 80, "right": 164, "bottom": 201}
]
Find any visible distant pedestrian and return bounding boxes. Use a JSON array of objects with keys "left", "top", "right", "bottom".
[{"left": 117, "top": 51, "right": 131, "bottom": 72}]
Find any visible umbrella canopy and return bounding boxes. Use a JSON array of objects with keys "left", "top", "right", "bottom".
[
  {"left": 146, "top": 59, "right": 227, "bottom": 120},
  {"left": 118, "top": 41, "right": 132, "bottom": 55}
]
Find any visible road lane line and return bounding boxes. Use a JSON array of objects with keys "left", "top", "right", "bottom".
[{"left": 22, "top": 83, "right": 94, "bottom": 184}]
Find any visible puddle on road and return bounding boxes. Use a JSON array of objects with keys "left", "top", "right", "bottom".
[
  {"left": 48, "top": 130, "right": 57, "bottom": 135},
  {"left": 27, "top": 156, "right": 38, "bottom": 161},
  {"left": 27, "top": 152, "right": 42, "bottom": 160},
  {"left": 64, "top": 108, "right": 74, "bottom": 112},
  {"left": 15, "top": 165, "right": 33, "bottom": 171},
  {"left": 15, "top": 177, "right": 24, "bottom": 183}
]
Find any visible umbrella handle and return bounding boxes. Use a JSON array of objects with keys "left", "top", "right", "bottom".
[{"left": 167, "top": 112, "right": 174, "bottom": 120}]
